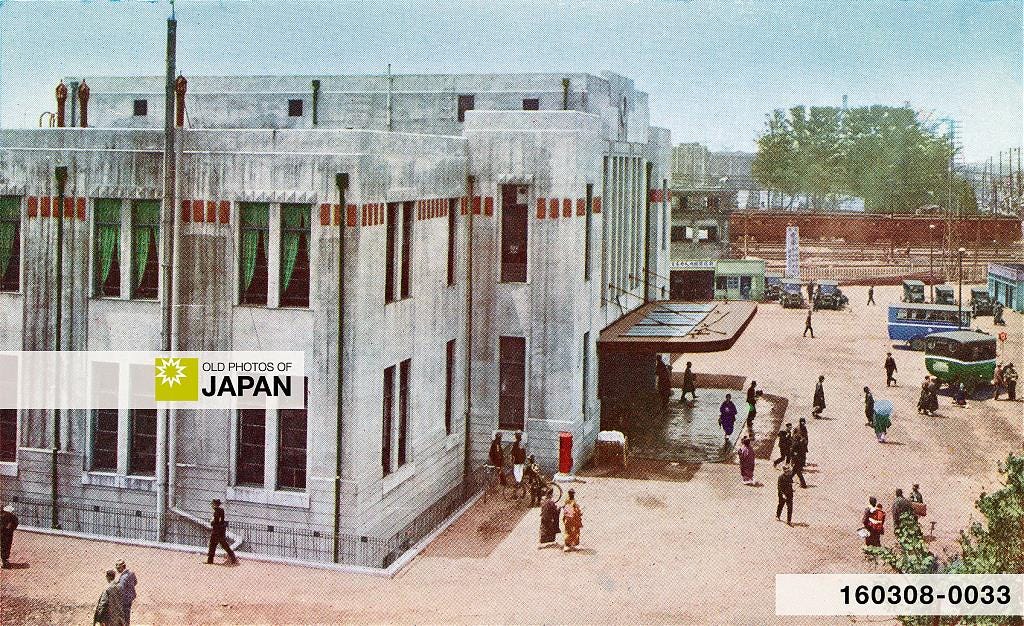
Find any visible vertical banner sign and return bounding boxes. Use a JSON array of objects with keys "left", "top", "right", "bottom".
[{"left": 785, "top": 226, "right": 800, "bottom": 279}]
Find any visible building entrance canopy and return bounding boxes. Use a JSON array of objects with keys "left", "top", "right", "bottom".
[{"left": 598, "top": 300, "right": 756, "bottom": 354}]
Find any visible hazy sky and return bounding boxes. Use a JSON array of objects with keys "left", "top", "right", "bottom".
[{"left": 1, "top": 0, "right": 1021, "bottom": 161}]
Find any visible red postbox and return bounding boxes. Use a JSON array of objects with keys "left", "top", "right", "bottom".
[{"left": 558, "top": 431, "right": 573, "bottom": 474}]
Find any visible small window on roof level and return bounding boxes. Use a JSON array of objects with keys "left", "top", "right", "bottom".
[
  {"left": 133, "top": 99, "right": 148, "bottom": 116},
  {"left": 522, "top": 98, "right": 539, "bottom": 111},
  {"left": 288, "top": 99, "right": 303, "bottom": 117}
]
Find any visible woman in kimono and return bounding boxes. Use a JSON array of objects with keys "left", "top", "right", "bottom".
[
  {"left": 926, "top": 379, "right": 940, "bottom": 416},
  {"left": 718, "top": 394, "right": 737, "bottom": 445},
  {"left": 873, "top": 405, "right": 891, "bottom": 443},
  {"left": 538, "top": 488, "right": 560, "bottom": 548},
  {"left": 561, "top": 489, "right": 583, "bottom": 552},
  {"left": 917, "top": 377, "right": 931, "bottom": 415},
  {"left": 812, "top": 375, "right": 826, "bottom": 418},
  {"left": 737, "top": 436, "right": 756, "bottom": 485}
]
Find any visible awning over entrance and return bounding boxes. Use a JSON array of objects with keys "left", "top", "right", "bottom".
[{"left": 598, "top": 300, "right": 757, "bottom": 354}]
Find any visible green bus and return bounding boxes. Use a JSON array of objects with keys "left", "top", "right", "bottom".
[{"left": 924, "top": 330, "right": 997, "bottom": 395}]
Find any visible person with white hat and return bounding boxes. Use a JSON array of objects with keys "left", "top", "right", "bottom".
[{"left": 0, "top": 503, "right": 17, "bottom": 568}]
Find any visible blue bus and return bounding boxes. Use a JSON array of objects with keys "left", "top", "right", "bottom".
[{"left": 888, "top": 303, "right": 973, "bottom": 350}]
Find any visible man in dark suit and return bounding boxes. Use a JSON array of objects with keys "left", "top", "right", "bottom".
[
  {"left": 206, "top": 499, "right": 238, "bottom": 565},
  {"left": 776, "top": 466, "right": 794, "bottom": 526},
  {"left": 1, "top": 504, "right": 18, "bottom": 568}
]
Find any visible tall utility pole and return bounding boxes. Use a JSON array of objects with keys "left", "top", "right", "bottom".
[
  {"left": 157, "top": 11, "right": 177, "bottom": 541},
  {"left": 52, "top": 165, "right": 68, "bottom": 529}
]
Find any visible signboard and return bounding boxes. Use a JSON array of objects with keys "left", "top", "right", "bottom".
[
  {"left": 785, "top": 226, "right": 800, "bottom": 278},
  {"left": 672, "top": 259, "right": 716, "bottom": 270},
  {"left": 989, "top": 263, "right": 1024, "bottom": 282}
]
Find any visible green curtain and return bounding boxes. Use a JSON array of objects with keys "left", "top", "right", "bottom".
[
  {"left": 280, "top": 205, "right": 308, "bottom": 292},
  {"left": 94, "top": 199, "right": 121, "bottom": 289},
  {"left": 132, "top": 200, "right": 160, "bottom": 291},
  {"left": 240, "top": 204, "right": 269, "bottom": 293},
  {"left": 0, "top": 198, "right": 17, "bottom": 279}
]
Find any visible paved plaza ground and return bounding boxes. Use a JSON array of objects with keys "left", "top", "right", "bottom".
[{"left": 2, "top": 285, "right": 1021, "bottom": 625}]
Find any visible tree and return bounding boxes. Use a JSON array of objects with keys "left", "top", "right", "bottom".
[
  {"left": 753, "top": 104, "right": 967, "bottom": 213},
  {"left": 864, "top": 452, "right": 1024, "bottom": 626}
]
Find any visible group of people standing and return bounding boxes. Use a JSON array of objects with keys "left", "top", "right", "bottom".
[
  {"left": 993, "top": 363, "right": 1019, "bottom": 401},
  {"left": 916, "top": 376, "right": 940, "bottom": 416},
  {"left": 861, "top": 486, "right": 925, "bottom": 548},
  {"left": 538, "top": 488, "right": 584, "bottom": 553},
  {"left": 772, "top": 418, "right": 812, "bottom": 525},
  {"left": 93, "top": 559, "right": 137, "bottom": 625}
]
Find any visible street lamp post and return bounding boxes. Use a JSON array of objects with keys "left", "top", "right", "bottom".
[
  {"left": 929, "top": 224, "right": 935, "bottom": 302},
  {"left": 957, "top": 247, "right": 966, "bottom": 328}
]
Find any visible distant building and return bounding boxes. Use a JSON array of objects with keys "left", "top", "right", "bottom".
[
  {"left": 671, "top": 143, "right": 709, "bottom": 188},
  {"left": 707, "top": 151, "right": 759, "bottom": 209},
  {"left": 0, "top": 71, "right": 671, "bottom": 569}
]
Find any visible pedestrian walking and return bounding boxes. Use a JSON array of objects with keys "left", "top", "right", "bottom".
[
  {"left": 655, "top": 356, "right": 671, "bottom": 408},
  {"left": 718, "top": 393, "right": 737, "bottom": 445},
  {"left": 738, "top": 436, "right": 756, "bottom": 485},
  {"left": 1005, "top": 363, "right": 1019, "bottom": 401},
  {"left": 867, "top": 285, "right": 875, "bottom": 305},
  {"left": 812, "top": 375, "right": 826, "bottom": 418},
  {"left": 892, "top": 489, "right": 915, "bottom": 530},
  {"left": 917, "top": 376, "right": 931, "bottom": 415},
  {"left": 862, "top": 497, "right": 885, "bottom": 547},
  {"left": 524, "top": 454, "right": 543, "bottom": 507},
  {"left": 537, "top": 488, "right": 560, "bottom": 549},
  {"left": 790, "top": 432, "right": 808, "bottom": 488},
  {"left": 772, "top": 425, "right": 792, "bottom": 468},
  {"left": 993, "top": 362, "right": 1005, "bottom": 400},
  {"left": 926, "top": 378, "right": 940, "bottom": 415},
  {"left": 1, "top": 503, "right": 18, "bottom": 568},
  {"left": 909, "top": 484, "right": 924, "bottom": 505},
  {"left": 745, "top": 381, "right": 760, "bottom": 428},
  {"left": 872, "top": 400, "right": 891, "bottom": 443},
  {"left": 776, "top": 466, "right": 794, "bottom": 526},
  {"left": 863, "top": 387, "right": 874, "bottom": 426},
  {"left": 488, "top": 432, "right": 506, "bottom": 485},
  {"left": 511, "top": 431, "right": 527, "bottom": 484},
  {"left": 561, "top": 489, "right": 583, "bottom": 552},
  {"left": 803, "top": 310, "right": 814, "bottom": 338},
  {"left": 94, "top": 569, "right": 127, "bottom": 626},
  {"left": 205, "top": 499, "right": 238, "bottom": 565},
  {"left": 115, "top": 559, "right": 136, "bottom": 625},
  {"left": 884, "top": 352, "right": 898, "bottom": 387},
  {"left": 680, "top": 361, "right": 698, "bottom": 403},
  {"left": 797, "top": 417, "right": 809, "bottom": 454},
  {"left": 953, "top": 382, "right": 967, "bottom": 407}
]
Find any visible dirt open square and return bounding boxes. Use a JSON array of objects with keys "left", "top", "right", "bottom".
[{"left": 2, "top": 285, "right": 1021, "bottom": 625}]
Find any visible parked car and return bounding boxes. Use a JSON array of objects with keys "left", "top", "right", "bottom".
[
  {"left": 970, "top": 287, "right": 994, "bottom": 317},
  {"left": 813, "top": 280, "right": 848, "bottom": 310},
  {"left": 933, "top": 285, "right": 955, "bottom": 305},
  {"left": 902, "top": 279, "right": 926, "bottom": 303},
  {"left": 764, "top": 272, "right": 783, "bottom": 302},
  {"left": 780, "top": 279, "right": 805, "bottom": 308}
]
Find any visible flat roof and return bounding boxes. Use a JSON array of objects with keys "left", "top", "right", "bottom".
[{"left": 598, "top": 300, "right": 757, "bottom": 354}]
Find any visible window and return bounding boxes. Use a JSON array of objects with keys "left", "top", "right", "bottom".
[
  {"left": 288, "top": 99, "right": 303, "bottom": 117},
  {"left": 0, "top": 197, "right": 20, "bottom": 292},
  {"left": 385, "top": 203, "right": 398, "bottom": 303},
  {"left": 582, "top": 331, "right": 590, "bottom": 418},
  {"left": 706, "top": 225, "right": 719, "bottom": 242},
  {"left": 897, "top": 308, "right": 909, "bottom": 320},
  {"left": 91, "top": 409, "right": 119, "bottom": 471},
  {"left": 584, "top": 184, "right": 592, "bottom": 280},
  {"left": 447, "top": 198, "right": 457, "bottom": 285},
  {"left": 522, "top": 98, "right": 539, "bottom": 111},
  {"left": 0, "top": 409, "right": 16, "bottom": 462},
  {"left": 133, "top": 99, "right": 148, "bottom": 116},
  {"left": 131, "top": 200, "right": 160, "bottom": 299},
  {"left": 715, "top": 276, "right": 728, "bottom": 291},
  {"left": 457, "top": 95, "right": 475, "bottom": 122},
  {"left": 726, "top": 276, "right": 740, "bottom": 289},
  {"left": 498, "top": 336, "right": 526, "bottom": 430},
  {"left": 500, "top": 184, "right": 527, "bottom": 282},
  {"left": 401, "top": 201, "right": 413, "bottom": 299},
  {"left": 445, "top": 340, "right": 455, "bottom": 435},
  {"left": 277, "top": 379, "right": 307, "bottom": 490},
  {"left": 671, "top": 226, "right": 687, "bottom": 242},
  {"left": 397, "top": 359, "right": 410, "bottom": 467},
  {"left": 94, "top": 199, "right": 122, "bottom": 297},
  {"left": 236, "top": 409, "right": 266, "bottom": 486},
  {"left": 280, "top": 204, "right": 310, "bottom": 307},
  {"left": 239, "top": 203, "right": 269, "bottom": 306},
  {"left": 129, "top": 409, "right": 157, "bottom": 475},
  {"left": 382, "top": 365, "right": 394, "bottom": 476}
]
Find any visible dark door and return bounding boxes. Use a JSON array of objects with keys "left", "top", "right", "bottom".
[{"left": 673, "top": 270, "right": 714, "bottom": 301}]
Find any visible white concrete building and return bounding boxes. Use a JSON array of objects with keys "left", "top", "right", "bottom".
[{"left": 0, "top": 71, "right": 670, "bottom": 567}]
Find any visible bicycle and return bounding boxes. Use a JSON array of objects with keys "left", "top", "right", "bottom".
[{"left": 483, "top": 464, "right": 562, "bottom": 504}]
